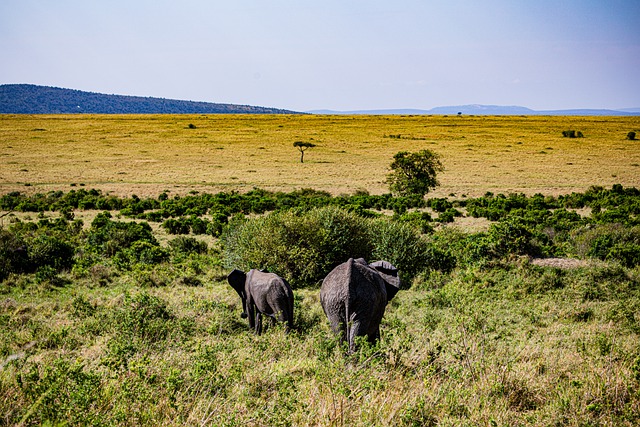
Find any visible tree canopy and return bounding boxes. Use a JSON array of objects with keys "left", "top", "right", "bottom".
[
  {"left": 386, "top": 149, "right": 444, "bottom": 197},
  {"left": 293, "top": 141, "right": 316, "bottom": 163}
]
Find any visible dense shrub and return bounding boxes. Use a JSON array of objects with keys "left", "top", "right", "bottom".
[
  {"left": 168, "top": 236, "right": 208, "bottom": 255},
  {"left": 370, "top": 220, "right": 454, "bottom": 281},
  {"left": 570, "top": 224, "right": 640, "bottom": 267},
  {"left": 113, "top": 241, "right": 169, "bottom": 270},
  {"left": 86, "top": 212, "right": 158, "bottom": 258},
  {"left": 223, "top": 207, "right": 372, "bottom": 287},
  {"left": 162, "top": 218, "right": 187, "bottom": 235},
  {"left": 223, "top": 206, "right": 450, "bottom": 288},
  {"left": 26, "top": 233, "right": 75, "bottom": 271},
  {"left": 485, "top": 218, "right": 543, "bottom": 258},
  {"left": 562, "top": 130, "right": 584, "bottom": 138},
  {"left": 0, "top": 228, "right": 28, "bottom": 280}
]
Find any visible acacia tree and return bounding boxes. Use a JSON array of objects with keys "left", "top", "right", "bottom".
[
  {"left": 386, "top": 149, "right": 444, "bottom": 197},
  {"left": 293, "top": 141, "right": 316, "bottom": 163}
]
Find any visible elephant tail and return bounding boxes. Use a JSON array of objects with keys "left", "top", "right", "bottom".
[{"left": 345, "top": 258, "right": 357, "bottom": 351}]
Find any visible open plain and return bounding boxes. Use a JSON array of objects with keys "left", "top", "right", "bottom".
[
  {"left": 1, "top": 114, "right": 639, "bottom": 198},
  {"left": 1, "top": 114, "right": 640, "bottom": 426}
]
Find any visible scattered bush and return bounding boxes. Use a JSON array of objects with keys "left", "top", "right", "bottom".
[
  {"left": 562, "top": 130, "right": 584, "bottom": 138},
  {"left": 168, "top": 236, "right": 208, "bottom": 255},
  {"left": 627, "top": 131, "right": 636, "bottom": 140}
]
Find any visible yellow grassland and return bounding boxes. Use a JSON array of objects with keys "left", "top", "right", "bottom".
[{"left": 1, "top": 114, "right": 639, "bottom": 198}]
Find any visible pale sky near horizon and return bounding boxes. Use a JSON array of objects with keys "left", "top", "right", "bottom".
[{"left": 1, "top": 0, "right": 639, "bottom": 112}]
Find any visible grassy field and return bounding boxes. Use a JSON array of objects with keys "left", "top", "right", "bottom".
[
  {"left": 1, "top": 114, "right": 640, "bottom": 426},
  {"left": 1, "top": 114, "right": 639, "bottom": 198}
]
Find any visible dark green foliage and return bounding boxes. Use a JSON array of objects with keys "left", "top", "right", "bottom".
[
  {"left": 571, "top": 224, "right": 640, "bottom": 267},
  {"left": 87, "top": 212, "right": 158, "bottom": 257},
  {"left": 223, "top": 206, "right": 448, "bottom": 288},
  {"left": 370, "top": 220, "right": 454, "bottom": 281},
  {"left": 168, "top": 236, "right": 208, "bottom": 255},
  {"left": 223, "top": 206, "right": 373, "bottom": 287},
  {"left": 162, "top": 218, "right": 191, "bottom": 235},
  {"left": 562, "top": 130, "right": 584, "bottom": 138},
  {"left": 387, "top": 150, "right": 444, "bottom": 197},
  {"left": 1, "top": 217, "right": 80, "bottom": 281},
  {"left": 435, "top": 208, "right": 462, "bottom": 223},
  {"left": 485, "top": 218, "right": 542, "bottom": 257},
  {"left": 393, "top": 211, "right": 433, "bottom": 234},
  {"left": 27, "top": 233, "right": 75, "bottom": 271},
  {"left": 113, "top": 241, "right": 169, "bottom": 270},
  {"left": 0, "top": 228, "right": 28, "bottom": 281},
  {"left": 627, "top": 131, "right": 636, "bottom": 140},
  {"left": 1, "top": 184, "right": 639, "bottom": 280}
]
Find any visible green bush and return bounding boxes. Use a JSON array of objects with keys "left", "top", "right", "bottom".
[
  {"left": 168, "top": 236, "right": 208, "bottom": 255},
  {"left": 27, "top": 233, "right": 75, "bottom": 271},
  {"left": 223, "top": 206, "right": 372, "bottom": 287},
  {"left": 570, "top": 224, "right": 640, "bottom": 266},
  {"left": 87, "top": 213, "right": 157, "bottom": 257},
  {"left": 485, "top": 218, "right": 542, "bottom": 258},
  {"left": 562, "top": 130, "right": 584, "bottom": 138},
  {"left": 161, "top": 218, "right": 191, "bottom": 235},
  {"left": 113, "top": 241, "right": 169, "bottom": 269},
  {"left": 370, "top": 220, "right": 454, "bottom": 281},
  {"left": 223, "top": 206, "right": 446, "bottom": 288},
  {"left": 0, "top": 228, "right": 28, "bottom": 281}
]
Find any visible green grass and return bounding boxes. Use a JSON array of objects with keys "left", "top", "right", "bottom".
[{"left": 1, "top": 256, "right": 639, "bottom": 425}]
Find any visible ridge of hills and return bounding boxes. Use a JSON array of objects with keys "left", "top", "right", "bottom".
[
  {"left": 308, "top": 105, "right": 640, "bottom": 116},
  {"left": 0, "top": 84, "right": 302, "bottom": 114},
  {"left": 2, "top": 84, "right": 638, "bottom": 116}
]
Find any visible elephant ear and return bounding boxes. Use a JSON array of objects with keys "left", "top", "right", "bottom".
[
  {"left": 369, "top": 260, "right": 401, "bottom": 300},
  {"left": 227, "top": 269, "right": 247, "bottom": 298}
]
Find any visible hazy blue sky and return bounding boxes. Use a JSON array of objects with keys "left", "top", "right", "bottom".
[{"left": 1, "top": 0, "right": 639, "bottom": 111}]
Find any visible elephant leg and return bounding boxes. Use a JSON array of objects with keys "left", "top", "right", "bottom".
[
  {"left": 327, "top": 319, "right": 346, "bottom": 343},
  {"left": 369, "top": 326, "right": 381, "bottom": 344},
  {"left": 256, "top": 312, "right": 263, "bottom": 335},
  {"left": 348, "top": 320, "right": 365, "bottom": 353},
  {"left": 247, "top": 301, "right": 256, "bottom": 330}
]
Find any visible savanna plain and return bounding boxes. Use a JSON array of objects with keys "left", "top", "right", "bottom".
[{"left": 1, "top": 114, "right": 640, "bottom": 426}]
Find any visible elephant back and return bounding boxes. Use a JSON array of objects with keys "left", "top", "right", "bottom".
[
  {"left": 320, "top": 258, "right": 387, "bottom": 317},
  {"left": 346, "top": 259, "right": 387, "bottom": 312}
]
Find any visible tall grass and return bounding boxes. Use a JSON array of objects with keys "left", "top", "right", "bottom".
[{"left": 1, "top": 245, "right": 638, "bottom": 425}]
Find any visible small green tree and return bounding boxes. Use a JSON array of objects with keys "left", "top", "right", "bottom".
[
  {"left": 293, "top": 141, "right": 316, "bottom": 163},
  {"left": 386, "top": 150, "right": 444, "bottom": 197},
  {"left": 627, "top": 131, "right": 637, "bottom": 140}
]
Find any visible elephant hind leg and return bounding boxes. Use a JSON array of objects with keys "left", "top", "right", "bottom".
[
  {"left": 327, "top": 319, "right": 347, "bottom": 344},
  {"left": 256, "top": 312, "right": 263, "bottom": 335}
]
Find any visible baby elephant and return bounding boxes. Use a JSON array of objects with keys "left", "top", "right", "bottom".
[{"left": 227, "top": 269, "right": 294, "bottom": 334}]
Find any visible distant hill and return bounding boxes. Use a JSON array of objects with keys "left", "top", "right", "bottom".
[
  {"left": 308, "top": 104, "right": 640, "bottom": 116},
  {"left": 0, "top": 84, "right": 303, "bottom": 114}
]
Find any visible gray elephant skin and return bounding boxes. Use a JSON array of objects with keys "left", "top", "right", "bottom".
[
  {"left": 227, "top": 269, "right": 294, "bottom": 334},
  {"left": 320, "top": 258, "right": 401, "bottom": 351}
]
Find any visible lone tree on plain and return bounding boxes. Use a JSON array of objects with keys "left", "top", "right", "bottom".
[
  {"left": 293, "top": 141, "right": 316, "bottom": 163},
  {"left": 386, "top": 149, "right": 444, "bottom": 197}
]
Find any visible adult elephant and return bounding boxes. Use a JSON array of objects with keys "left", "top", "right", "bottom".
[
  {"left": 320, "top": 258, "right": 401, "bottom": 352},
  {"left": 227, "top": 269, "right": 294, "bottom": 334}
]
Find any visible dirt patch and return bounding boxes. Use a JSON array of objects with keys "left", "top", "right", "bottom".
[{"left": 531, "top": 257, "right": 590, "bottom": 269}]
